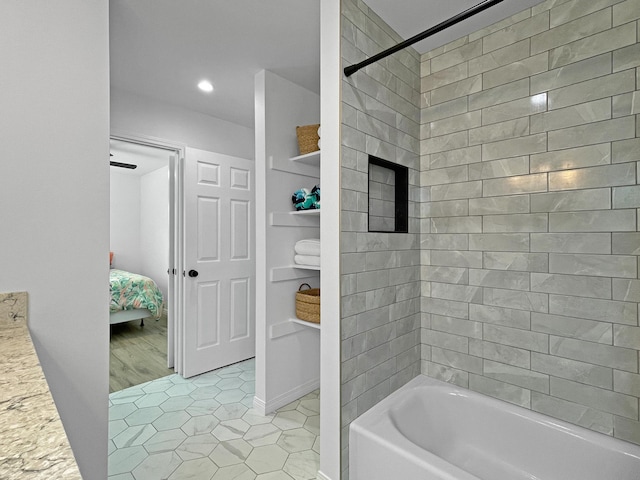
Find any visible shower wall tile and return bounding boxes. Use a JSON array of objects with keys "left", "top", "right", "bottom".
[
  {"left": 342, "top": 0, "right": 422, "bottom": 476},
  {"left": 420, "top": 0, "right": 640, "bottom": 447}
]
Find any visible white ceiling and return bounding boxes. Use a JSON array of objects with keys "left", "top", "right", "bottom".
[
  {"left": 109, "top": 139, "right": 172, "bottom": 176},
  {"left": 109, "top": 0, "right": 544, "bottom": 130}
]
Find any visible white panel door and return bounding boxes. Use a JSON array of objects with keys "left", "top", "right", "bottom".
[{"left": 183, "top": 147, "right": 255, "bottom": 378}]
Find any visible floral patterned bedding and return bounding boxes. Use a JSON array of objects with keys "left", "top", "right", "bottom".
[{"left": 109, "top": 269, "right": 164, "bottom": 319}]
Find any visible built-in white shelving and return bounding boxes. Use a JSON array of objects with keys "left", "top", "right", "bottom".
[
  {"left": 290, "top": 150, "right": 320, "bottom": 166},
  {"left": 290, "top": 209, "right": 320, "bottom": 215},
  {"left": 290, "top": 317, "right": 321, "bottom": 330}
]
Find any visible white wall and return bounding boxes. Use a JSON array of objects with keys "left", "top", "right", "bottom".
[
  {"left": 110, "top": 171, "right": 142, "bottom": 272},
  {"left": 255, "top": 70, "right": 321, "bottom": 412},
  {"left": 141, "top": 166, "right": 170, "bottom": 300},
  {"left": 111, "top": 87, "right": 255, "bottom": 160},
  {"left": 0, "top": 2, "right": 109, "bottom": 479}
]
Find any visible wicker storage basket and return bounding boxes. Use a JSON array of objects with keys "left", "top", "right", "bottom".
[
  {"left": 296, "top": 124, "right": 320, "bottom": 155},
  {"left": 295, "top": 283, "right": 320, "bottom": 324}
]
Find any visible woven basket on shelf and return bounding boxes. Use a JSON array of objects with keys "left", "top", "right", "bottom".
[
  {"left": 296, "top": 124, "right": 320, "bottom": 155},
  {"left": 295, "top": 283, "right": 320, "bottom": 324}
]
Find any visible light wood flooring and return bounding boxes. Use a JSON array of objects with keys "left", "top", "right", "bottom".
[{"left": 109, "top": 311, "right": 173, "bottom": 393}]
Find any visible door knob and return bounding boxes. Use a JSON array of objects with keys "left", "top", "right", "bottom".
[{"left": 188, "top": 269, "right": 199, "bottom": 278}]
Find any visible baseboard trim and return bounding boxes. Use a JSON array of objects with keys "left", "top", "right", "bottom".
[{"left": 253, "top": 377, "right": 320, "bottom": 415}]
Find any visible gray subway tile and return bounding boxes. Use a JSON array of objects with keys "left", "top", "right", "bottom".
[
  {"left": 482, "top": 11, "right": 550, "bottom": 53},
  {"left": 431, "top": 347, "right": 482, "bottom": 374},
  {"left": 482, "top": 213, "right": 548, "bottom": 233},
  {"left": 547, "top": 117, "right": 636, "bottom": 151},
  {"left": 469, "top": 78, "right": 530, "bottom": 111},
  {"left": 531, "top": 143, "right": 610, "bottom": 173},
  {"left": 613, "top": 43, "right": 640, "bottom": 73},
  {"left": 431, "top": 75, "right": 483, "bottom": 105},
  {"left": 482, "top": 134, "right": 547, "bottom": 162},
  {"left": 469, "top": 269, "right": 530, "bottom": 291},
  {"left": 612, "top": 138, "right": 640, "bottom": 165},
  {"left": 613, "top": 91, "right": 640, "bottom": 118},
  {"left": 421, "top": 233, "right": 469, "bottom": 251},
  {"left": 531, "top": 273, "right": 611, "bottom": 299},
  {"left": 469, "top": 195, "right": 530, "bottom": 215},
  {"left": 531, "top": 189, "right": 611, "bottom": 212},
  {"left": 484, "top": 324, "right": 549, "bottom": 353},
  {"left": 426, "top": 362, "right": 470, "bottom": 388},
  {"left": 549, "top": 294, "right": 638, "bottom": 325},
  {"left": 469, "top": 373, "right": 532, "bottom": 408},
  {"left": 430, "top": 146, "right": 482, "bottom": 169},
  {"left": 431, "top": 216, "right": 482, "bottom": 233},
  {"left": 550, "top": 0, "right": 620, "bottom": 27},
  {"left": 423, "top": 329, "right": 469, "bottom": 354},
  {"left": 531, "top": 53, "right": 612, "bottom": 95},
  {"left": 613, "top": 416, "right": 640, "bottom": 445},
  {"left": 531, "top": 392, "right": 613, "bottom": 435},
  {"left": 483, "top": 287, "right": 549, "bottom": 313},
  {"left": 483, "top": 252, "right": 549, "bottom": 273},
  {"left": 431, "top": 282, "right": 483, "bottom": 304},
  {"left": 549, "top": 253, "right": 638, "bottom": 278},
  {"left": 469, "top": 118, "right": 530, "bottom": 146},
  {"left": 431, "top": 181, "right": 483, "bottom": 201},
  {"left": 429, "top": 111, "right": 482, "bottom": 137},
  {"left": 613, "top": 325, "right": 640, "bottom": 349},
  {"left": 431, "top": 40, "right": 483, "bottom": 73},
  {"left": 421, "top": 131, "right": 468, "bottom": 155},
  {"left": 422, "top": 297, "right": 469, "bottom": 319},
  {"left": 482, "top": 94, "right": 548, "bottom": 125},
  {"left": 469, "top": 39, "right": 531, "bottom": 77},
  {"left": 531, "top": 352, "right": 613, "bottom": 389},
  {"left": 549, "top": 22, "right": 636, "bottom": 69},
  {"left": 612, "top": 233, "right": 640, "bottom": 254},
  {"left": 469, "top": 233, "right": 530, "bottom": 252},
  {"left": 530, "top": 98, "right": 611, "bottom": 134},
  {"left": 421, "top": 165, "right": 468, "bottom": 186},
  {"left": 431, "top": 314, "right": 483, "bottom": 339},
  {"left": 531, "top": 9, "right": 611, "bottom": 55},
  {"left": 483, "top": 173, "right": 548, "bottom": 197},
  {"left": 613, "top": 185, "right": 640, "bottom": 209},
  {"left": 613, "top": 278, "right": 640, "bottom": 302},
  {"left": 431, "top": 250, "right": 482, "bottom": 268},
  {"left": 547, "top": 70, "right": 636, "bottom": 110},
  {"left": 469, "top": 304, "right": 531, "bottom": 329},
  {"left": 550, "top": 376, "right": 638, "bottom": 418},
  {"left": 550, "top": 336, "right": 638, "bottom": 373},
  {"left": 549, "top": 210, "right": 636, "bottom": 232},
  {"left": 423, "top": 199, "right": 469, "bottom": 218},
  {"left": 421, "top": 97, "right": 468, "bottom": 123},
  {"left": 423, "top": 266, "right": 468, "bottom": 284},
  {"left": 469, "top": 339, "right": 531, "bottom": 369},
  {"left": 483, "top": 359, "right": 550, "bottom": 393},
  {"left": 483, "top": 53, "right": 549, "bottom": 90},
  {"left": 531, "top": 233, "right": 612, "bottom": 254},
  {"left": 614, "top": 370, "right": 640, "bottom": 397},
  {"left": 613, "top": 0, "right": 640, "bottom": 26},
  {"left": 531, "top": 312, "right": 613, "bottom": 344}
]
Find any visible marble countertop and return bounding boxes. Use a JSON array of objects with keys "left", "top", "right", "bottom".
[{"left": 0, "top": 292, "right": 81, "bottom": 479}]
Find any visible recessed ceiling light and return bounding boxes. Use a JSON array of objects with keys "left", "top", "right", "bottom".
[{"left": 198, "top": 80, "right": 214, "bottom": 93}]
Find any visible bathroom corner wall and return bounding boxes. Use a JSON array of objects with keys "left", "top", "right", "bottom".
[
  {"left": 340, "top": 0, "right": 422, "bottom": 477},
  {"left": 420, "top": 0, "right": 640, "bottom": 446}
]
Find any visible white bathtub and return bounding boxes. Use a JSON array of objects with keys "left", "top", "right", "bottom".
[{"left": 349, "top": 375, "right": 640, "bottom": 480}]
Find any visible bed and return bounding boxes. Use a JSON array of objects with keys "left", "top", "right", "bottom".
[{"left": 109, "top": 269, "right": 164, "bottom": 326}]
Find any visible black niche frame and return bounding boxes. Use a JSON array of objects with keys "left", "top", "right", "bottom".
[{"left": 367, "top": 155, "right": 409, "bottom": 233}]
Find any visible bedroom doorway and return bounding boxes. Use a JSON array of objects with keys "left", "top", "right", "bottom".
[{"left": 109, "top": 137, "right": 181, "bottom": 392}]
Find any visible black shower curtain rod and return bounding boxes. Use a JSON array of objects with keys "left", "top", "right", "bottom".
[{"left": 343, "top": 0, "right": 504, "bottom": 77}]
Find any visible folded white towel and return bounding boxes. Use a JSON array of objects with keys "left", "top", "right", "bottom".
[
  {"left": 295, "top": 239, "right": 320, "bottom": 256},
  {"left": 295, "top": 254, "right": 320, "bottom": 266}
]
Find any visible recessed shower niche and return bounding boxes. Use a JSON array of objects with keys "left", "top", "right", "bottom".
[{"left": 368, "top": 155, "right": 408, "bottom": 233}]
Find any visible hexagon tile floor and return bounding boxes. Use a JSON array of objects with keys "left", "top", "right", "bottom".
[{"left": 108, "top": 358, "right": 320, "bottom": 480}]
